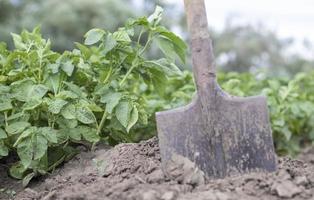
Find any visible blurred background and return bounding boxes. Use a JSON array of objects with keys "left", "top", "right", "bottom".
[{"left": 1, "top": 0, "right": 314, "bottom": 77}]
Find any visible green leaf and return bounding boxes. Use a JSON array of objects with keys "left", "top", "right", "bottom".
[
  {"left": 61, "top": 60, "right": 75, "bottom": 76},
  {"left": 172, "top": 44, "right": 186, "bottom": 64},
  {"left": 11, "top": 79, "right": 34, "bottom": 102},
  {"left": 282, "top": 127, "right": 292, "bottom": 141},
  {"left": 115, "top": 101, "right": 131, "bottom": 128},
  {"left": 17, "top": 137, "right": 33, "bottom": 168},
  {"left": 39, "top": 127, "right": 58, "bottom": 143},
  {"left": 67, "top": 126, "right": 100, "bottom": 143},
  {"left": 0, "top": 101, "right": 13, "bottom": 112},
  {"left": 84, "top": 29, "right": 105, "bottom": 45},
  {"left": 22, "top": 172, "right": 35, "bottom": 187},
  {"left": 11, "top": 33, "right": 27, "bottom": 50},
  {"left": 64, "top": 82, "right": 87, "bottom": 99},
  {"left": 48, "top": 63, "right": 60, "bottom": 74},
  {"left": 68, "top": 128, "right": 82, "bottom": 141},
  {"left": 113, "top": 30, "right": 131, "bottom": 42},
  {"left": 159, "top": 31, "right": 187, "bottom": 52},
  {"left": 127, "top": 16, "right": 149, "bottom": 27},
  {"left": 57, "top": 91, "right": 79, "bottom": 99},
  {"left": 0, "top": 75, "right": 8, "bottom": 82},
  {"left": 169, "top": 63, "right": 183, "bottom": 75},
  {"left": 46, "top": 74, "right": 61, "bottom": 94},
  {"left": 100, "top": 91, "right": 122, "bottom": 114},
  {"left": 48, "top": 99, "right": 68, "bottom": 114},
  {"left": 57, "top": 118, "right": 78, "bottom": 129},
  {"left": 145, "top": 59, "right": 182, "bottom": 76},
  {"left": 158, "top": 31, "right": 187, "bottom": 63},
  {"left": 16, "top": 128, "right": 48, "bottom": 168},
  {"left": 102, "top": 34, "right": 117, "bottom": 55},
  {"left": 13, "top": 127, "right": 35, "bottom": 147},
  {"left": 156, "top": 36, "right": 176, "bottom": 61},
  {"left": 22, "top": 99, "right": 42, "bottom": 110},
  {"left": 30, "top": 84, "right": 49, "bottom": 100},
  {"left": 7, "top": 113, "right": 30, "bottom": 124},
  {"left": 0, "top": 85, "right": 10, "bottom": 94},
  {"left": 127, "top": 106, "right": 139, "bottom": 132},
  {"left": 12, "top": 81, "right": 48, "bottom": 102},
  {"left": 148, "top": 6, "right": 163, "bottom": 25},
  {"left": 33, "top": 134, "right": 48, "bottom": 160},
  {"left": 9, "top": 162, "right": 27, "bottom": 180},
  {"left": 56, "top": 129, "right": 69, "bottom": 144},
  {"left": 149, "top": 67, "right": 168, "bottom": 96},
  {"left": 88, "top": 103, "right": 104, "bottom": 112},
  {"left": 61, "top": 103, "right": 76, "bottom": 119},
  {"left": 75, "top": 42, "right": 91, "bottom": 59},
  {"left": 0, "top": 128, "right": 7, "bottom": 139},
  {"left": 76, "top": 106, "right": 96, "bottom": 124},
  {"left": 76, "top": 126, "right": 100, "bottom": 143},
  {"left": 107, "top": 116, "right": 126, "bottom": 133},
  {"left": 0, "top": 141, "right": 8, "bottom": 157},
  {"left": 6, "top": 121, "right": 31, "bottom": 136}
]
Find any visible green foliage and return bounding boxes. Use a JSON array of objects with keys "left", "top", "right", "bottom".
[
  {"left": 1, "top": 5, "right": 314, "bottom": 186},
  {"left": 217, "top": 72, "right": 314, "bottom": 156},
  {"left": 0, "top": 8, "right": 186, "bottom": 184}
]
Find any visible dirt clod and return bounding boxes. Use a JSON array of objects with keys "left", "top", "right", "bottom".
[
  {"left": 295, "top": 176, "right": 308, "bottom": 186},
  {"left": 271, "top": 180, "right": 302, "bottom": 198},
  {"left": 161, "top": 191, "right": 177, "bottom": 200},
  {"left": 1, "top": 137, "right": 314, "bottom": 200}
]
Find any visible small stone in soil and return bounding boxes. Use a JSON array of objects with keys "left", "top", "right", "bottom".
[
  {"left": 276, "top": 169, "right": 291, "bottom": 180},
  {"left": 147, "top": 169, "right": 164, "bottom": 183},
  {"left": 161, "top": 191, "right": 177, "bottom": 200},
  {"left": 271, "top": 180, "right": 302, "bottom": 198},
  {"left": 295, "top": 176, "right": 308, "bottom": 186},
  {"left": 142, "top": 189, "right": 159, "bottom": 200}
]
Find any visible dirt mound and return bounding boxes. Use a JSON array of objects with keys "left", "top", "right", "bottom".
[{"left": 6, "top": 138, "right": 314, "bottom": 200}]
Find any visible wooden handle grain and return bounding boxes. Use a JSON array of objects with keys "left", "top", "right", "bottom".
[{"left": 184, "top": 0, "right": 216, "bottom": 90}]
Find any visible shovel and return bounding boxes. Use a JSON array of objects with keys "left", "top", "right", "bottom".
[{"left": 156, "top": 0, "right": 277, "bottom": 179}]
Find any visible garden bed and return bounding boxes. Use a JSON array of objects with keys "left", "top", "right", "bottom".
[{"left": 1, "top": 137, "right": 314, "bottom": 200}]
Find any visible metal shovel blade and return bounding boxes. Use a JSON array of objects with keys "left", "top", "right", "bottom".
[
  {"left": 156, "top": 0, "right": 277, "bottom": 179},
  {"left": 156, "top": 87, "right": 277, "bottom": 179}
]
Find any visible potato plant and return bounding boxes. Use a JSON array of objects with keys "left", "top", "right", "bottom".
[
  {"left": 0, "top": 7, "right": 187, "bottom": 185},
  {"left": 219, "top": 72, "right": 314, "bottom": 155}
]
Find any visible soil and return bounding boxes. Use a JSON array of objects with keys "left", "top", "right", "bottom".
[{"left": 1, "top": 137, "right": 314, "bottom": 200}]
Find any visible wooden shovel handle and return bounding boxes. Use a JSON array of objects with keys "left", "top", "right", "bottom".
[{"left": 184, "top": 0, "right": 216, "bottom": 91}]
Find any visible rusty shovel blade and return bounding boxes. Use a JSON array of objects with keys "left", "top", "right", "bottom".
[{"left": 156, "top": 0, "right": 277, "bottom": 180}]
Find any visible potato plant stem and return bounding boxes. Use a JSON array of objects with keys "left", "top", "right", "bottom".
[
  {"left": 96, "top": 111, "right": 107, "bottom": 136},
  {"left": 4, "top": 111, "right": 8, "bottom": 127},
  {"left": 119, "top": 32, "right": 154, "bottom": 87},
  {"left": 139, "top": 33, "right": 153, "bottom": 55},
  {"left": 119, "top": 64, "right": 136, "bottom": 86},
  {"left": 137, "top": 28, "right": 144, "bottom": 44}
]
